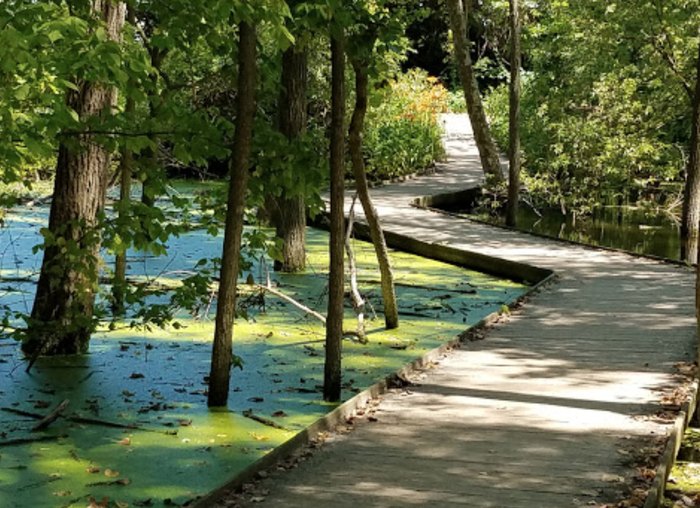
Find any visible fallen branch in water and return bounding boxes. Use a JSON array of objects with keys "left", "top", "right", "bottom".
[
  {"left": 253, "top": 284, "right": 326, "bottom": 324},
  {"left": 32, "top": 399, "right": 69, "bottom": 432},
  {"left": 0, "top": 434, "right": 64, "bottom": 447},
  {"left": 242, "top": 409, "right": 287, "bottom": 430}
]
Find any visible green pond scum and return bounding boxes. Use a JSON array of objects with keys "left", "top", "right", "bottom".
[{"left": 0, "top": 226, "right": 528, "bottom": 507}]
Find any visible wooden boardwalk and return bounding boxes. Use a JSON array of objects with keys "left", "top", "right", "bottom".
[{"left": 227, "top": 115, "right": 696, "bottom": 507}]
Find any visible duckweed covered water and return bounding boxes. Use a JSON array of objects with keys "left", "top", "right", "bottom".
[{"left": 0, "top": 201, "right": 528, "bottom": 507}]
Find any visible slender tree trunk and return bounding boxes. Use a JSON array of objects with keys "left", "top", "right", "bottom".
[
  {"left": 446, "top": 0, "right": 504, "bottom": 186},
  {"left": 112, "top": 4, "right": 136, "bottom": 315},
  {"left": 208, "top": 22, "right": 257, "bottom": 408},
  {"left": 684, "top": 34, "right": 700, "bottom": 264},
  {"left": 349, "top": 59, "right": 399, "bottom": 330},
  {"left": 113, "top": 100, "right": 134, "bottom": 315},
  {"left": 141, "top": 47, "right": 167, "bottom": 209},
  {"left": 505, "top": 0, "right": 521, "bottom": 227},
  {"left": 689, "top": 35, "right": 700, "bottom": 368},
  {"left": 324, "top": 31, "right": 346, "bottom": 403},
  {"left": 270, "top": 45, "right": 308, "bottom": 272},
  {"left": 23, "top": 0, "right": 126, "bottom": 357}
]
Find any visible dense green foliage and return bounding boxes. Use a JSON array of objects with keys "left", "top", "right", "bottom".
[
  {"left": 0, "top": 0, "right": 446, "bottom": 344},
  {"left": 483, "top": 0, "right": 700, "bottom": 214},
  {"left": 364, "top": 70, "right": 447, "bottom": 181}
]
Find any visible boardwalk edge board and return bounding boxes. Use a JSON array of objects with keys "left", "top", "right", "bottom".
[
  {"left": 643, "top": 379, "right": 700, "bottom": 508},
  {"left": 192, "top": 224, "right": 555, "bottom": 508},
  {"left": 412, "top": 191, "right": 693, "bottom": 268}
]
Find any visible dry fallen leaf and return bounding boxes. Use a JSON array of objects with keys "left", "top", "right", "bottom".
[
  {"left": 104, "top": 469, "right": 120, "bottom": 478},
  {"left": 86, "top": 466, "right": 100, "bottom": 474},
  {"left": 117, "top": 437, "right": 131, "bottom": 446}
]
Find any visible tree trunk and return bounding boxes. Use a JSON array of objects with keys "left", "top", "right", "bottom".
[
  {"left": 683, "top": 34, "right": 700, "bottom": 264},
  {"left": 446, "top": 0, "right": 504, "bottom": 186},
  {"left": 113, "top": 4, "right": 136, "bottom": 315},
  {"left": 505, "top": 0, "right": 521, "bottom": 227},
  {"left": 349, "top": 59, "right": 399, "bottom": 330},
  {"left": 207, "top": 21, "right": 257, "bottom": 408},
  {"left": 23, "top": 0, "right": 126, "bottom": 357},
  {"left": 140, "top": 47, "right": 167, "bottom": 209},
  {"left": 112, "top": 104, "right": 134, "bottom": 315},
  {"left": 270, "top": 45, "right": 308, "bottom": 272},
  {"left": 324, "top": 31, "right": 346, "bottom": 403}
]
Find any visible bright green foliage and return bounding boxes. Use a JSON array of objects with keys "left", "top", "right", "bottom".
[
  {"left": 484, "top": 0, "right": 700, "bottom": 214},
  {"left": 364, "top": 70, "right": 448, "bottom": 181}
]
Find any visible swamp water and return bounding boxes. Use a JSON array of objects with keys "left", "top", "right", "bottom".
[
  {"left": 0, "top": 196, "right": 528, "bottom": 507},
  {"left": 460, "top": 205, "right": 682, "bottom": 261}
]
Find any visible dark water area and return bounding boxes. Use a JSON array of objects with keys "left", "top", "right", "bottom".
[{"left": 454, "top": 204, "right": 681, "bottom": 261}]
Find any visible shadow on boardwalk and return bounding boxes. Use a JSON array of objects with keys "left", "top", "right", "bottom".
[{"left": 221, "top": 114, "right": 695, "bottom": 508}]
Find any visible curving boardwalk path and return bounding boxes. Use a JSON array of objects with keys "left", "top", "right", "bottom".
[{"left": 231, "top": 114, "right": 696, "bottom": 507}]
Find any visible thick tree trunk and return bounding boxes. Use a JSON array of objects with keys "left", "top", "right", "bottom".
[
  {"left": 505, "top": 0, "right": 521, "bottom": 227},
  {"left": 23, "top": 0, "right": 126, "bottom": 357},
  {"left": 270, "top": 46, "right": 308, "bottom": 272},
  {"left": 684, "top": 35, "right": 700, "bottom": 264},
  {"left": 349, "top": 59, "right": 399, "bottom": 330},
  {"left": 207, "top": 22, "right": 257, "bottom": 408},
  {"left": 446, "top": 0, "right": 504, "bottom": 186},
  {"left": 324, "top": 32, "right": 346, "bottom": 403}
]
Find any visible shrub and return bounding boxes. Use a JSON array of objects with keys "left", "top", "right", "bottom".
[{"left": 362, "top": 69, "right": 448, "bottom": 182}]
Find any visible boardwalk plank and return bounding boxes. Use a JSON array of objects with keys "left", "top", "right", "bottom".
[{"left": 223, "top": 114, "right": 695, "bottom": 508}]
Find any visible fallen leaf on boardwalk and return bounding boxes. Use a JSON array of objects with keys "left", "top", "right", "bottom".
[
  {"left": 104, "top": 469, "right": 120, "bottom": 478},
  {"left": 117, "top": 437, "right": 131, "bottom": 446},
  {"left": 250, "top": 496, "right": 266, "bottom": 503},
  {"left": 601, "top": 474, "right": 624, "bottom": 483},
  {"left": 634, "top": 467, "right": 656, "bottom": 481},
  {"left": 675, "top": 362, "right": 697, "bottom": 377}
]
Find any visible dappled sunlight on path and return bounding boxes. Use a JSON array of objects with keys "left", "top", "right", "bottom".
[{"left": 229, "top": 114, "right": 696, "bottom": 508}]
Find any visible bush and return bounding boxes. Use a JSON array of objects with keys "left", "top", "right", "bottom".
[{"left": 362, "top": 69, "right": 448, "bottom": 182}]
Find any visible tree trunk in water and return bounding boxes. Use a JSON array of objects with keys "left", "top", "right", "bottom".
[
  {"left": 113, "top": 4, "right": 136, "bottom": 315},
  {"left": 505, "top": 0, "right": 521, "bottom": 227},
  {"left": 113, "top": 106, "right": 134, "bottom": 315},
  {"left": 324, "top": 32, "right": 346, "bottom": 403},
  {"left": 270, "top": 46, "right": 308, "bottom": 272},
  {"left": 23, "top": 1, "right": 126, "bottom": 357},
  {"left": 446, "top": 0, "right": 504, "bottom": 186},
  {"left": 207, "top": 22, "right": 257, "bottom": 407},
  {"left": 349, "top": 59, "right": 399, "bottom": 330},
  {"left": 684, "top": 35, "right": 700, "bottom": 264}
]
